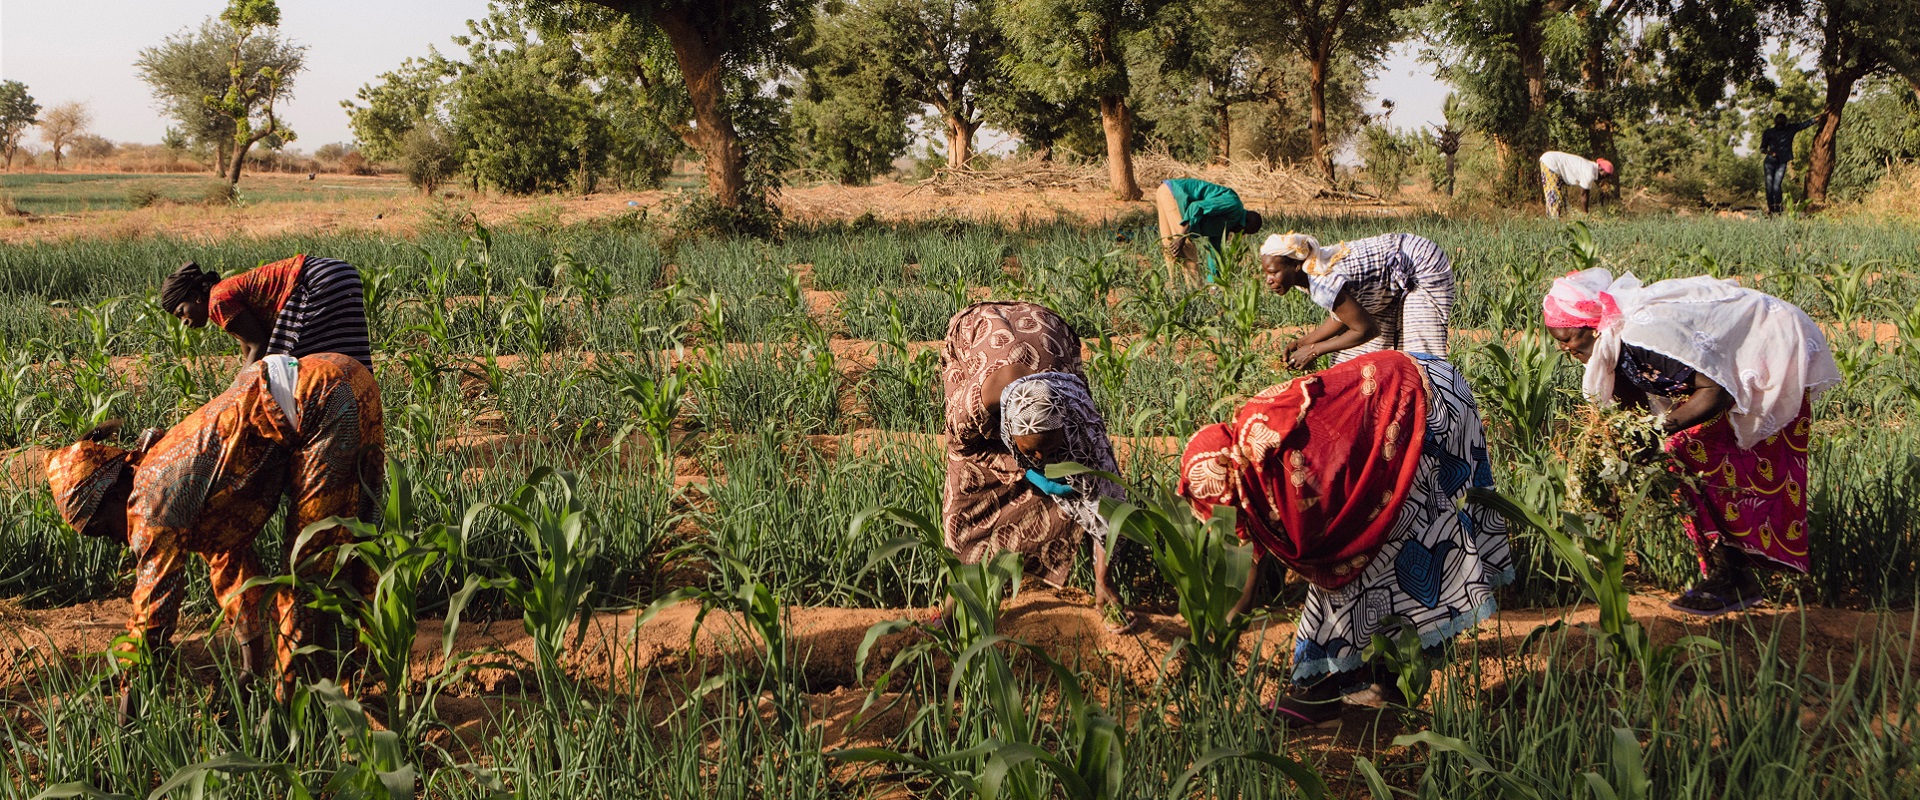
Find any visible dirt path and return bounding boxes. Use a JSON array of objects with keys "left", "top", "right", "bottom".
[{"left": 8, "top": 589, "right": 1912, "bottom": 701}]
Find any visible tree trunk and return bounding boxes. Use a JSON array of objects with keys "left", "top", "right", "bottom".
[
  {"left": 1214, "top": 103, "right": 1232, "bottom": 165},
  {"left": 1579, "top": 7, "right": 1615, "bottom": 205},
  {"left": 945, "top": 113, "right": 977, "bottom": 170},
  {"left": 215, "top": 140, "right": 230, "bottom": 179},
  {"left": 1511, "top": 12, "right": 1550, "bottom": 203},
  {"left": 655, "top": 7, "right": 748, "bottom": 209},
  {"left": 228, "top": 124, "right": 275, "bottom": 189},
  {"left": 1805, "top": 69, "right": 1859, "bottom": 205},
  {"left": 227, "top": 141, "right": 250, "bottom": 188},
  {"left": 1308, "top": 54, "right": 1332, "bottom": 181},
  {"left": 1098, "top": 95, "right": 1142, "bottom": 201}
]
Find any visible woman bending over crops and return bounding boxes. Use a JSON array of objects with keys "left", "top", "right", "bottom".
[
  {"left": 1153, "top": 178, "right": 1263, "bottom": 281},
  {"left": 45, "top": 352, "right": 385, "bottom": 702},
  {"left": 1180, "top": 351, "right": 1512, "bottom": 726},
  {"left": 1543, "top": 269, "right": 1839, "bottom": 616},
  {"left": 161, "top": 256, "right": 373, "bottom": 370},
  {"left": 1259, "top": 232, "right": 1455, "bottom": 368},
  {"left": 943, "top": 301, "right": 1133, "bottom": 631}
]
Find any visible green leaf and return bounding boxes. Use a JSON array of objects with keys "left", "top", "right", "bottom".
[{"left": 1170, "top": 747, "right": 1327, "bottom": 800}]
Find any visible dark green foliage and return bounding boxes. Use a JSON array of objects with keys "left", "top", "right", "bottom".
[{"left": 0, "top": 80, "right": 37, "bottom": 168}]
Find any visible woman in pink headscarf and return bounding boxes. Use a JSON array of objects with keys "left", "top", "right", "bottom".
[{"left": 1543, "top": 268, "right": 1839, "bottom": 616}]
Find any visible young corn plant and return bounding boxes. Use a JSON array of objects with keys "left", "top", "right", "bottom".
[
  {"left": 1056, "top": 465, "right": 1257, "bottom": 675},
  {"left": 596, "top": 352, "right": 689, "bottom": 473},
  {"left": 837, "top": 503, "right": 1322, "bottom": 800},
  {"left": 1476, "top": 332, "right": 1561, "bottom": 442},
  {"left": 466, "top": 467, "right": 602, "bottom": 700},
  {"left": 501, "top": 280, "right": 554, "bottom": 356},
  {"left": 249, "top": 463, "right": 490, "bottom": 743},
  {"left": 633, "top": 541, "right": 804, "bottom": 730},
  {"left": 1471, "top": 487, "right": 1719, "bottom": 686}
]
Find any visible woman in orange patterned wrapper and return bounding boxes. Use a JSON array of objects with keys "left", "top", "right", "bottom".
[
  {"left": 44, "top": 352, "right": 384, "bottom": 700},
  {"left": 1179, "top": 351, "right": 1511, "bottom": 726}
]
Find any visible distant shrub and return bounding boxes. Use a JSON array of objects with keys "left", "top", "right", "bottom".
[
  {"left": 198, "top": 182, "right": 236, "bottom": 206},
  {"left": 338, "top": 151, "right": 373, "bottom": 176},
  {"left": 668, "top": 189, "right": 784, "bottom": 241},
  {"left": 125, "top": 182, "right": 165, "bottom": 209},
  {"left": 313, "top": 142, "right": 350, "bottom": 165},
  {"left": 400, "top": 124, "right": 459, "bottom": 195},
  {"left": 68, "top": 133, "right": 115, "bottom": 160}
]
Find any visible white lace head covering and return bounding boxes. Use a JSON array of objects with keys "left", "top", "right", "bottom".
[
  {"left": 1574, "top": 270, "right": 1840, "bottom": 447},
  {"left": 1001, "top": 372, "right": 1081, "bottom": 438},
  {"left": 1259, "top": 232, "right": 1348, "bottom": 276}
]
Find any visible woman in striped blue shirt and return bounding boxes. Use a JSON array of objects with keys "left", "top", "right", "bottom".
[
  {"left": 160, "top": 255, "right": 373, "bottom": 370},
  {"left": 1258, "top": 232, "right": 1455, "bottom": 369}
]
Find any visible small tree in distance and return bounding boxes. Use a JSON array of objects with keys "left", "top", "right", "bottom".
[
  {"left": 213, "top": 0, "right": 302, "bottom": 188},
  {"left": 400, "top": 123, "right": 459, "bottom": 195},
  {"left": 137, "top": 17, "right": 305, "bottom": 179},
  {"left": 997, "top": 0, "right": 1168, "bottom": 201},
  {"left": 0, "top": 81, "right": 39, "bottom": 170},
  {"left": 37, "top": 102, "right": 91, "bottom": 169}
]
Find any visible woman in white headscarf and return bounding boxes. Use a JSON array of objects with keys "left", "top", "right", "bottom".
[
  {"left": 1258, "top": 232, "right": 1456, "bottom": 369},
  {"left": 1543, "top": 268, "right": 1840, "bottom": 616}
]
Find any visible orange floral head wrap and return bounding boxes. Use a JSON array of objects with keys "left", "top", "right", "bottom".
[{"left": 46, "top": 439, "right": 132, "bottom": 536}]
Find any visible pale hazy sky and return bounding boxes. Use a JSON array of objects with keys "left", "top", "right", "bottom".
[{"left": 0, "top": 1, "right": 1451, "bottom": 151}]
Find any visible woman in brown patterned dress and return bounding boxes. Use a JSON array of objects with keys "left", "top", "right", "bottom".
[
  {"left": 45, "top": 352, "right": 384, "bottom": 696},
  {"left": 941, "top": 302, "right": 1130, "bottom": 628}
]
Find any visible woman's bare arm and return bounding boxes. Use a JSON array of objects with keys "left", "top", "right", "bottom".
[
  {"left": 1290, "top": 314, "right": 1349, "bottom": 353},
  {"left": 221, "top": 307, "right": 271, "bottom": 364},
  {"left": 1661, "top": 372, "right": 1734, "bottom": 433},
  {"left": 1289, "top": 291, "right": 1378, "bottom": 369}
]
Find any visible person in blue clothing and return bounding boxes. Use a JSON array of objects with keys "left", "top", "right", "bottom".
[
  {"left": 1761, "top": 113, "right": 1821, "bottom": 215},
  {"left": 1154, "top": 178, "right": 1263, "bottom": 280}
]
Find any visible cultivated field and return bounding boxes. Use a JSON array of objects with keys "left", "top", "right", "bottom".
[{"left": 1, "top": 209, "right": 1917, "bottom": 797}]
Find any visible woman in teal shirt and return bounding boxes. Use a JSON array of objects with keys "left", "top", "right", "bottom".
[{"left": 1154, "top": 178, "right": 1263, "bottom": 281}]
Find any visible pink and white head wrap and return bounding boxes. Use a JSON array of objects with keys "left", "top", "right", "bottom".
[{"left": 1542, "top": 267, "right": 1621, "bottom": 329}]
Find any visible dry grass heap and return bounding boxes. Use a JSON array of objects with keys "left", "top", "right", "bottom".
[{"left": 920, "top": 151, "right": 1336, "bottom": 205}]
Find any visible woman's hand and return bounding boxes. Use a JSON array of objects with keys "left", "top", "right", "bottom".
[{"left": 1286, "top": 344, "right": 1322, "bottom": 371}]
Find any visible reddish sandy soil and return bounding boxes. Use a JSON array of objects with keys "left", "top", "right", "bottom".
[{"left": 5, "top": 590, "right": 1913, "bottom": 742}]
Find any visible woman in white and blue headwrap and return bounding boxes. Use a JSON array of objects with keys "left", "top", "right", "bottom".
[
  {"left": 941, "top": 302, "right": 1134, "bottom": 631},
  {"left": 999, "top": 371, "right": 1132, "bottom": 629}
]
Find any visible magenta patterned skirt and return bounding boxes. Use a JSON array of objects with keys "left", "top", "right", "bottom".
[{"left": 1666, "top": 396, "right": 1813, "bottom": 575}]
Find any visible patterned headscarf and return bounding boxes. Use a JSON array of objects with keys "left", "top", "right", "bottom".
[
  {"left": 1178, "top": 352, "right": 1428, "bottom": 589},
  {"left": 999, "top": 372, "right": 1126, "bottom": 539},
  {"left": 46, "top": 439, "right": 132, "bottom": 536},
  {"left": 1259, "top": 232, "right": 1348, "bottom": 276},
  {"left": 1542, "top": 267, "right": 1621, "bottom": 329}
]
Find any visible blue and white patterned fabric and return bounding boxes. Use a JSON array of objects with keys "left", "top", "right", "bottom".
[
  {"left": 1288, "top": 354, "right": 1513, "bottom": 682},
  {"left": 1306, "top": 234, "right": 1455, "bottom": 363}
]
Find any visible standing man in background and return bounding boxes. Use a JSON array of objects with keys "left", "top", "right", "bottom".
[{"left": 1761, "top": 113, "right": 1821, "bottom": 215}]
